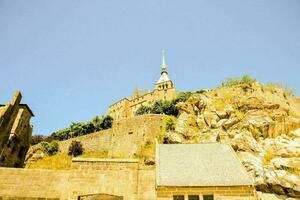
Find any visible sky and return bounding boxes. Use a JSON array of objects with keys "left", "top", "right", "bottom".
[{"left": 0, "top": 0, "right": 299, "bottom": 135}]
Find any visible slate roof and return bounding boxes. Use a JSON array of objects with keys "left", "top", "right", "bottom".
[{"left": 156, "top": 143, "right": 253, "bottom": 187}]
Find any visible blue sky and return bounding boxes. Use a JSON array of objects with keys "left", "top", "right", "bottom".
[{"left": 0, "top": 0, "right": 299, "bottom": 135}]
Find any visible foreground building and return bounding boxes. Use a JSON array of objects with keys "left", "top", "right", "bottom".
[
  {"left": 108, "top": 51, "right": 177, "bottom": 120},
  {"left": 0, "top": 143, "right": 256, "bottom": 200},
  {"left": 156, "top": 143, "right": 256, "bottom": 200},
  {"left": 0, "top": 91, "right": 34, "bottom": 167}
]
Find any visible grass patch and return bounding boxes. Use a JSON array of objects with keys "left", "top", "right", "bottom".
[
  {"left": 78, "top": 150, "right": 109, "bottom": 159},
  {"left": 28, "top": 153, "right": 72, "bottom": 169}
]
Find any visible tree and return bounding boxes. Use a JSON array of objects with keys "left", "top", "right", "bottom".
[
  {"left": 68, "top": 141, "right": 84, "bottom": 157},
  {"left": 162, "top": 101, "right": 178, "bottom": 116},
  {"left": 151, "top": 101, "right": 164, "bottom": 114},
  {"left": 48, "top": 115, "right": 114, "bottom": 142},
  {"left": 100, "top": 115, "right": 113, "bottom": 129},
  {"left": 135, "top": 105, "right": 151, "bottom": 116}
]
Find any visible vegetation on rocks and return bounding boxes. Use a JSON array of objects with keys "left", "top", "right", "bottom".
[
  {"left": 26, "top": 75, "right": 300, "bottom": 198},
  {"left": 220, "top": 74, "right": 257, "bottom": 87},
  {"left": 162, "top": 77, "right": 300, "bottom": 198},
  {"left": 135, "top": 92, "right": 192, "bottom": 116}
]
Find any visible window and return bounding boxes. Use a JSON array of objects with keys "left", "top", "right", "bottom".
[
  {"left": 188, "top": 195, "right": 199, "bottom": 200},
  {"left": 203, "top": 195, "right": 214, "bottom": 200},
  {"left": 173, "top": 196, "right": 184, "bottom": 200}
]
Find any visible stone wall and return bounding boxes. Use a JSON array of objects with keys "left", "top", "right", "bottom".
[
  {"left": 57, "top": 114, "right": 165, "bottom": 158},
  {"left": 0, "top": 91, "right": 33, "bottom": 167},
  {"left": 0, "top": 158, "right": 156, "bottom": 200},
  {"left": 156, "top": 186, "right": 257, "bottom": 200}
]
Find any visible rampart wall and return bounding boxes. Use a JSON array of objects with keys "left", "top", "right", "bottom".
[
  {"left": 0, "top": 158, "right": 156, "bottom": 200},
  {"left": 57, "top": 114, "right": 166, "bottom": 158}
]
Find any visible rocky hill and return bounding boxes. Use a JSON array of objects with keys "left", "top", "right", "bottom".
[
  {"left": 164, "top": 82, "right": 300, "bottom": 199},
  {"left": 25, "top": 79, "right": 300, "bottom": 199}
]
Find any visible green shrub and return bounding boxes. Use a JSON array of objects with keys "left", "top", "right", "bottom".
[
  {"left": 48, "top": 115, "right": 114, "bottom": 142},
  {"left": 135, "top": 92, "right": 196, "bottom": 117},
  {"left": 221, "top": 75, "right": 256, "bottom": 87},
  {"left": 165, "top": 116, "right": 176, "bottom": 131},
  {"left": 135, "top": 100, "right": 178, "bottom": 117},
  {"left": 68, "top": 141, "right": 84, "bottom": 157},
  {"left": 41, "top": 141, "right": 59, "bottom": 156},
  {"left": 173, "top": 92, "right": 192, "bottom": 104},
  {"left": 135, "top": 105, "right": 151, "bottom": 115},
  {"left": 195, "top": 89, "right": 207, "bottom": 94}
]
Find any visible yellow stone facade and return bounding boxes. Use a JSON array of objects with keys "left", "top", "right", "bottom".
[
  {"left": 0, "top": 91, "right": 34, "bottom": 167},
  {"left": 108, "top": 53, "right": 176, "bottom": 120}
]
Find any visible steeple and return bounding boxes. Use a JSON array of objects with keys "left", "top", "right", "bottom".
[
  {"left": 156, "top": 50, "right": 170, "bottom": 84},
  {"left": 161, "top": 50, "right": 167, "bottom": 75}
]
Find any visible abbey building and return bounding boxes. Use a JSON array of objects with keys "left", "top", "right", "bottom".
[{"left": 108, "top": 52, "right": 176, "bottom": 120}]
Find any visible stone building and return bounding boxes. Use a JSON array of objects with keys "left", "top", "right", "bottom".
[
  {"left": 156, "top": 143, "right": 257, "bottom": 200},
  {"left": 0, "top": 143, "right": 257, "bottom": 200},
  {"left": 0, "top": 91, "right": 34, "bottom": 167},
  {"left": 108, "top": 51, "right": 177, "bottom": 120}
]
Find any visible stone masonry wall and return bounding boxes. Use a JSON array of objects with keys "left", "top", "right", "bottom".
[
  {"left": 57, "top": 114, "right": 166, "bottom": 158},
  {"left": 0, "top": 158, "right": 156, "bottom": 200}
]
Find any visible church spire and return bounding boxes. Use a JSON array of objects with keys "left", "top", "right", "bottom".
[
  {"left": 156, "top": 50, "right": 170, "bottom": 84},
  {"left": 161, "top": 50, "right": 168, "bottom": 75}
]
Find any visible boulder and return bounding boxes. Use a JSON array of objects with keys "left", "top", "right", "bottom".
[
  {"left": 264, "top": 135, "right": 300, "bottom": 157},
  {"left": 199, "top": 129, "right": 222, "bottom": 143},
  {"left": 164, "top": 132, "right": 183, "bottom": 144},
  {"left": 271, "top": 157, "right": 300, "bottom": 171},
  {"left": 263, "top": 102, "right": 280, "bottom": 110},
  {"left": 176, "top": 102, "right": 195, "bottom": 115},
  {"left": 231, "top": 131, "right": 264, "bottom": 153},
  {"left": 256, "top": 192, "right": 288, "bottom": 200},
  {"left": 203, "top": 111, "right": 219, "bottom": 128},
  {"left": 221, "top": 117, "right": 240, "bottom": 130},
  {"left": 238, "top": 152, "right": 265, "bottom": 185},
  {"left": 224, "top": 105, "right": 235, "bottom": 115},
  {"left": 264, "top": 170, "right": 300, "bottom": 198},
  {"left": 213, "top": 110, "right": 229, "bottom": 119},
  {"left": 238, "top": 96, "right": 264, "bottom": 111}
]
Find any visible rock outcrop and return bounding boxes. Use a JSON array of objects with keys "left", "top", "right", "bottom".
[
  {"left": 164, "top": 83, "right": 300, "bottom": 198},
  {"left": 0, "top": 91, "right": 34, "bottom": 167}
]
